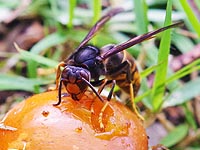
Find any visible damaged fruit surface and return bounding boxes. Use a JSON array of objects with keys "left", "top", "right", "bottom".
[{"left": 0, "top": 90, "right": 148, "bottom": 150}]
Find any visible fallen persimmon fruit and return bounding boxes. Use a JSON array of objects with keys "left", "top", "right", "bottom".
[{"left": 0, "top": 90, "right": 148, "bottom": 150}]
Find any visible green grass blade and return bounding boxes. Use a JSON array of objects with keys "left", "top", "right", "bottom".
[
  {"left": 92, "top": 0, "right": 101, "bottom": 24},
  {"left": 183, "top": 103, "right": 198, "bottom": 130},
  {"left": 172, "top": 32, "right": 194, "bottom": 53},
  {"left": 133, "top": 0, "right": 148, "bottom": 34},
  {"left": 160, "top": 124, "right": 189, "bottom": 147},
  {"left": 150, "top": 0, "right": 173, "bottom": 112},
  {"left": 30, "top": 32, "right": 68, "bottom": 54},
  {"left": 194, "top": 0, "right": 200, "bottom": 10},
  {"left": 136, "top": 58, "right": 200, "bottom": 104},
  {"left": 166, "top": 59, "right": 200, "bottom": 84},
  {"left": 140, "top": 62, "right": 165, "bottom": 78},
  {"left": 68, "top": 0, "right": 77, "bottom": 28},
  {"left": 163, "top": 77, "right": 200, "bottom": 107},
  {"left": 25, "top": 32, "right": 68, "bottom": 78},
  {"left": 15, "top": 43, "right": 58, "bottom": 67},
  {"left": 91, "top": 0, "right": 101, "bottom": 45},
  {"left": 27, "top": 60, "right": 38, "bottom": 78},
  {"left": 49, "top": 0, "right": 58, "bottom": 19},
  {"left": 179, "top": 0, "right": 200, "bottom": 37},
  {"left": 0, "top": 74, "right": 52, "bottom": 92}
]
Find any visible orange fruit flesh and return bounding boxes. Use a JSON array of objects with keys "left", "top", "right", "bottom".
[{"left": 0, "top": 90, "right": 148, "bottom": 150}]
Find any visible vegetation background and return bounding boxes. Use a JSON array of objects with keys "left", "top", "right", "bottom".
[{"left": 0, "top": 0, "right": 200, "bottom": 149}]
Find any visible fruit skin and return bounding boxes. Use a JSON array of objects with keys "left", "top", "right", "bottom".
[{"left": 0, "top": 90, "right": 148, "bottom": 150}]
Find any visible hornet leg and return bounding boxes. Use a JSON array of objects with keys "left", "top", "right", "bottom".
[
  {"left": 121, "top": 60, "right": 144, "bottom": 121},
  {"left": 129, "top": 82, "right": 144, "bottom": 121},
  {"left": 53, "top": 79, "right": 63, "bottom": 106},
  {"left": 99, "top": 80, "right": 116, "bottom": 129},
  {"left": 49, "top": 62, "right": 66, "bottom": 91},
  {"left": 81, "top": 77, "right": 104, "bottom": 102},
  {"left": 55, "top": 62, "right": 66, "bottom": 89}
]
